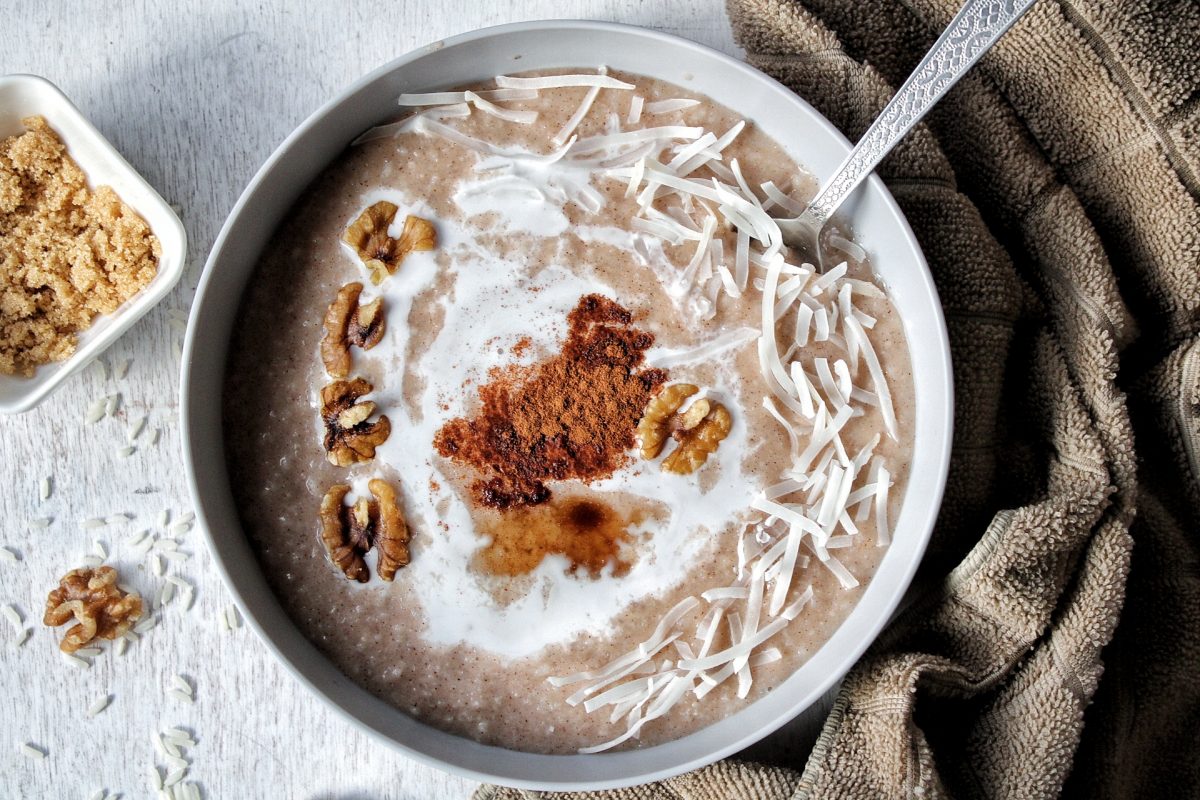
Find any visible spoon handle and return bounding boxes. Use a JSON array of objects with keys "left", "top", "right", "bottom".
[{"left": 803, "top": 0, "right": 1038, "bottom": 226}]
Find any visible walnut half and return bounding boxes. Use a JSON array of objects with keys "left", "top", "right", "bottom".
[
  {"left": 319, "top": 479, "right": 412, "bottom": 582},
  {"left": 43, "top": 566, "right": 143, "bottom": 653},
  {"left": 637, "top": 385, "right": 732, "bottom": 475},
  {"left": 321, "top": 282, "right": 385, "bottom": 378},
  {"left": 636, "top": 383, "right": 698, "bottom": 459},
  {"left": 662, "top": 402, "right": 732, "bottom": 475},
  {"left": 343, "top": 201, "right": 437, "bottom": 285},
  {"left": 320, "top": 378, "right": 391, "bottom": 466}
]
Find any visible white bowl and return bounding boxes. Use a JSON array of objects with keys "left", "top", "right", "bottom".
[
  {"left": 182, "top": 20, "right": 952, "bottom": 791},
  {"left": 0, "top": 74, "right": 187, "bottom": 414}
]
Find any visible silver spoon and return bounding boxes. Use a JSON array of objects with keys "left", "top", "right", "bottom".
[{"left": 776, "top": 0, "right": 1039, "bottom": 266}]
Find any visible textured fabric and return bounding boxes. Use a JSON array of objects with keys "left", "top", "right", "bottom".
[{"left": 477, "top": 1, "right": 1200, "bottom": 797}]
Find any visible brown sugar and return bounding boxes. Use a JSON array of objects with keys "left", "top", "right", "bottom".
[
  {"left": 434, "top": 294, "right": 667, "bottom": 508},
  {"left": 0, "top": 116, "right": 160, "bottom": 376}
]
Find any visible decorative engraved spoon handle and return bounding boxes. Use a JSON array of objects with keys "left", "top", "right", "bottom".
[{"left": 802, "top": 0, "right": 1038, "bottom": 227}]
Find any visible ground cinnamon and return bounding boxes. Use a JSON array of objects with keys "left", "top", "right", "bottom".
[{"left": 434, "top": 294, "right": 666, "bottom": 508}]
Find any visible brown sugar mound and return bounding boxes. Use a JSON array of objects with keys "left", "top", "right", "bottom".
[
  {"left": 434, "top": 294, "right": 667, "bottom": 509},
  {"left": 0, "top": 116, "right": 160, "bottom": 376}
]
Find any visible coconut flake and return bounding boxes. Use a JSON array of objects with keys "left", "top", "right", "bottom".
[
  {"left": 496, "top": 73, "right": 634, "bottom": 91},
  {"left": 464, "top": 91, "right": 538, "bottom": 124},
  {"left": 645, "top": 98, "right": 701, "bottom": 114}
]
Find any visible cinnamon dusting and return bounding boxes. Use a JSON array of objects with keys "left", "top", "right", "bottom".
[{"left": 433, "top": 294, "right": 666, "bottom": 509}]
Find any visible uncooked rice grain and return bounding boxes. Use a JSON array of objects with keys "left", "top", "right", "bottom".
[
  {"left": 105, "top": 393, "right": 120, "bottom": 417},
  {"left": 133, "top": 617, "right": 156, "bottom": 634},
  {"left": 150, "top": 553, "right": 163, "bottom": 575},
  {"left": 93, "top": 539, "right": 107, "bottom": 559},
  {"left": 169, "top": 522, "right": 190, "bottom": 536},
  {"left": 83, "top": 518, "right": 106, "bottom": 529},
  {"left": 80, "top": 555, "right": 103, "bottom": 568},
  {"left": 161, "top": 551, "right": 189, "bottom": 564},
  {"left": 74, "top": 647, "right": 102, "bottom": 657},
  {"left": 163, "top": 726, "right": 192, "bottom": 743},
  {"left": 20, "top": 742, "right": 45, "bottom": 759},
  {"left": 30, "top": 517, "right": 51, "bottom": 529},
  {"left": 116, "top": 446, "right": 135, "bottom": 459},
  {"left": 164, "top": 768, "right": 186, "bottom": 787},
  {"left": 87, "top": 695, "right": 111, "bottom": 717},
  {"left": 14, "top": 628, "right": 30, "bottom": 646},
  {"left": 0, "top": 546, "right": 18, "bottom": 563},
  {"left": 2, "top": 605, "right": 21, "bottom": 629},
  {"left": 39, "top": 476, "right": 51, "bottom": 501},
  {"left": 85, "top": 398, "right": 107, "bottom": 424},
  {"left": 115, "top": 357, "right": 131, "bottom": 379},
  {"left": 148, "top": 765, "right": 163, "bottom": 791},
  {"left": 160, "top": 582, "right": 175, "bottom": 606},
  {"left": 61, "top": 651, "right": 89, "bottom": 668},
  {"left": 114, "top": 637, "right": 128, "bottom": 656},
  {"left": 168, "top": 689, "right": 192, "bottom": 704}
]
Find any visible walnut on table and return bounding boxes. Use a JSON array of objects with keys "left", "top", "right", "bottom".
[
  {"left": 319, "top": 479, "right": 412, "bottom": 582},
  {"left": 43, "top": 566, "right": 143, "bottom": 653},
  {"left": 321, "top": 282, "right": 385, "bottom": 378},
  {"left": 320, "top": 377, "right": 391, "bottom": 466},
  {"left": 342, "top": 201, "right": 437, "bottom": 285}
]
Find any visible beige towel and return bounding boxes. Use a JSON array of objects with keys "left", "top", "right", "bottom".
[{"left": 477, "top": 1, "right": 1200, "bottom": 796}]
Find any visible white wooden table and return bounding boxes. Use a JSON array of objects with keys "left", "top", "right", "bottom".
[{"left": 0, "top": 3, "right": 826, "bottom": 797}]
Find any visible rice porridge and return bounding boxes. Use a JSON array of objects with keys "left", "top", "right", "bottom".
[{"left": 223, "top": 69, "right": 914, "bottom": 754}]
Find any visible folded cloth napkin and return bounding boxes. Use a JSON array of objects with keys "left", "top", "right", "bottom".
[{"left": 477, "top": 0, "right": 1200, "bottom": 796}]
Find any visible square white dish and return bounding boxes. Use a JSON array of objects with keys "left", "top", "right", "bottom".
[{"left": 0, "top": 73, "right": 186, "bottom": 414}]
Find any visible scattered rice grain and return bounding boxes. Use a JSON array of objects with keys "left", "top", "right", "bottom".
[
  {"left": 93, "top": 539, "right": 107, "bottom": 559},
  {"left": 161, "top": 551, "right": 190, "bottom": 564},
  {"left": 87, "top": 695, "right": 111, "bottom": 717},
  {"left": 2, "top": 605, "right": 21, "bottom": 630},
  {"left": 115, "top": 357, "right": 131, "bottom": 379},
  {"left": 61, "top": 651, "right": 89, "bottom": 669},
  {"left": 105, "top": 393, "right": 121, "bottom": 417},
  {"left": 84, "top": 397, "right": 107, "bottom": 424},
  {"left": 14, "top": 628, "right": 30, "bottom": 646},
  {"left": 133, "top": 616, "right": 156, "bottom": 635},
  {"left": 116, "top": 445, "right": 135, "bottom": 459},
  {"left": 164, "top": 768, "right": 186, "bottom": 787},
  {"left": 83, "top": 518, "right": 106, "bottom": 529},
  {"left": 114, "top": 637, "right": 128, "bottom": 656},
  {"left": 0, "top": 546, "right": 18, "bottom": 563},
  {"left": 148, "top": 765, "right": 163, "bottom": 791},
  {"left": 167, "top": 689, "right": 193, "bottom": 704},
  {"left": 39, "top": 476, "right": 51, "bottom": 501},
  {"left": 74, "top": 647, "right": 102, "bottom": 657},
  {"left": 20, "top": 742, "right": 45, "bottom": 759},
  {"left": 157, "top": 510, "right": 170, "bottom": 527}
]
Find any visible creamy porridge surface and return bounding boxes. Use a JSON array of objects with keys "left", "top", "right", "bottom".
[{"left": 224, "top": 70, "right": 915, "bottom": 754}]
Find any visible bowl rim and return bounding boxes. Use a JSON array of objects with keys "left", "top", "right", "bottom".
[
  {"left": 182, "top": 18, "right": 952, "bottom": 791},
  {"left": 0, "top": 73, "right": 187, "bottom": 414}
]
